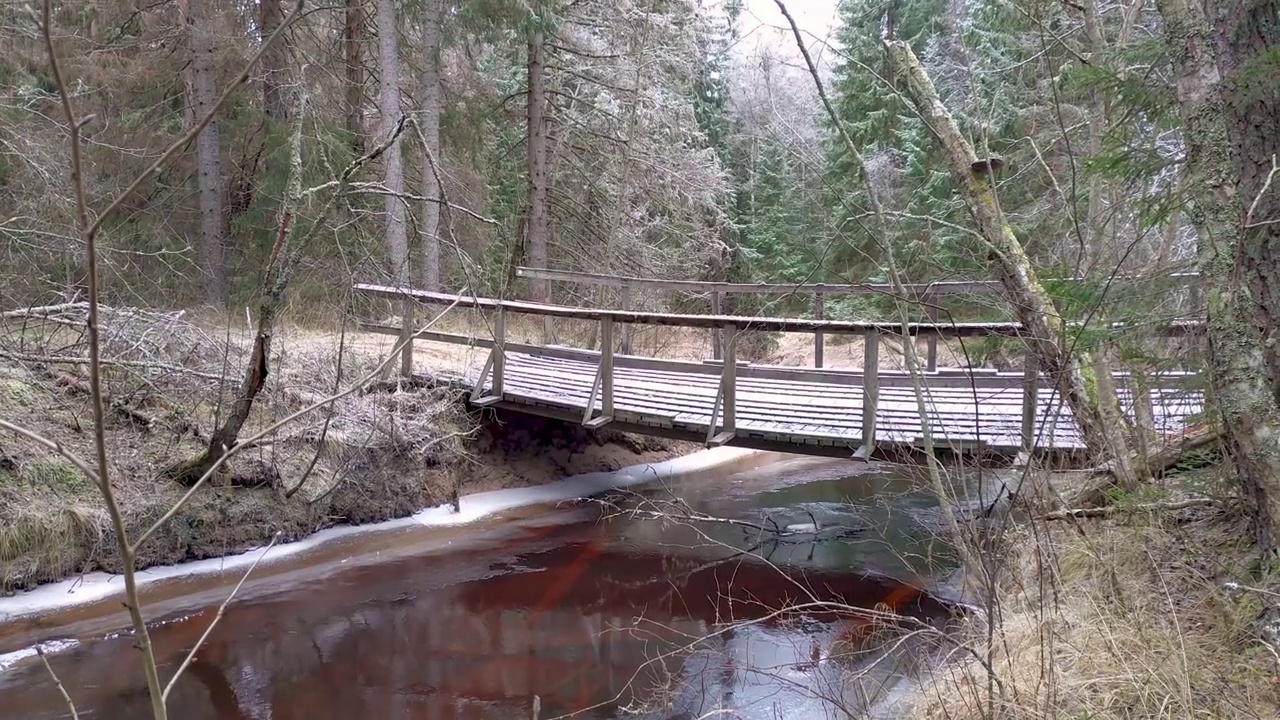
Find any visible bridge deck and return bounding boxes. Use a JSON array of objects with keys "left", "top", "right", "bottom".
[{"left": 466, "top": 350, "right": 1203, "bottom": 458}]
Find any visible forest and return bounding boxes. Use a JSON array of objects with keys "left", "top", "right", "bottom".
[{"left": 2, "top": 0, "right": 1280, "bottom": 718}]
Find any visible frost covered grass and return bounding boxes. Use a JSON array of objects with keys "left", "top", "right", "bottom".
[{"left": 911, "top": 473, "right": 1280, "bottom": 719}]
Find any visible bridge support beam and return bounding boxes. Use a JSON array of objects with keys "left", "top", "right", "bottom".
[
  {"left": 583, "top": 316, "right": 614, "bottom": 429},
  {"left": 471, "top": 308, "right": 506, "bottom": 407},
  {"left": 706, "top": 323, "right": 737, "bottom": 446},
  {"left": 1019, "top": 351, "right": 1039, "bottom": 459},
  {"left": 619, "top": 284, "right": 632, "bottom": 355},
  {"left": 854, "top": 331, "right": 879, "bottom": 460}
]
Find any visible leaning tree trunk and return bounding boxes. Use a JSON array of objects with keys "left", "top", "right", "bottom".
[
  {"left": 884, "top": 40, "right": 1134, "bottom": 479},
  {"left": 1157, "top": 0, "right": 1280, "bottom": 551}
]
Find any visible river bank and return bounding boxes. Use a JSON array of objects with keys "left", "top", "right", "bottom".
[{"left": 0, "top": 308, "right": 709, "bottom": 597}]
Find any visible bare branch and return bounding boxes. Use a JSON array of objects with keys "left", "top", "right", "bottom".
[
  {"left": 162, "top": 532, "right": 282, "bottom": 701},
  {"left": 36, "top": 646, "right": 78, "bottom": 720}
]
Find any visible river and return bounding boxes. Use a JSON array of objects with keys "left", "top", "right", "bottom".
[{"left": 0, "top": 453, "right": 987, "bottom": 720}]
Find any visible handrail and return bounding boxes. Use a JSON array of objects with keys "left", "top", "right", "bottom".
[
  {"left": 354, "top": 283, "right": 1204, "bottom": 459},
  {"left": 515, "top": 266, "right": 1201, "bottom": 297},
  {"left": 355, "top": 283, "right": 1204, "bottom": 339}
]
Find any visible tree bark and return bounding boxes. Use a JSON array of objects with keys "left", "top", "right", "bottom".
[
  {"left": 343, "top": 0, "right": 366, "bottom": 152},
  {"left": 884, "top": 40, "right": 1131, "bottom": 474},
  {"left": 189, "top": 0, "right": 226, "bottom": 307},
  {"left": 260, "top": 0, "right": 289, "bottom": 124},
  {"left": 376, "top": 0, "right": 409, "bottom": 284},
  {"left": 418, "top": 0, "right": 443, "bottom": 291},
  {"left": 1157, "top": 0, "right": 1280, "bottom": 550},
  {"left": 526, "top": 28, "right": 550, "bottom": 305}
]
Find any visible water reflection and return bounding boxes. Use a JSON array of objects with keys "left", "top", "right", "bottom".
[{"left": 0, "top": 459, "right": 970, "bottom": 719}]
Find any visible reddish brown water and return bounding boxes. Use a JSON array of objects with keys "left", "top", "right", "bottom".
[{"left": 0, "top": 458, "right": 970, "bottom": 719}]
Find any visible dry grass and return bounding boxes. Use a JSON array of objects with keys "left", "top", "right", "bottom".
[
  {"left": 0, "top": 303, "right": 691, "bottom": 594},
  {"left": 911, "top": 480, "right": 1280, "bottom": 720}
]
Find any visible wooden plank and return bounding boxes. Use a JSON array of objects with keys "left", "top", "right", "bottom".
[{"left": 601, "top": 316, "right": 614, "bottom": 419}]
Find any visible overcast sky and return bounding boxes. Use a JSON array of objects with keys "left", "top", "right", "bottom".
[{"left": 737, "top": 0, "right": 844, "bottom": 53}]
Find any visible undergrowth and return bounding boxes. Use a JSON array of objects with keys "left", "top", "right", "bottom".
[{"left": 912, "top": 467, "right": 1280, "bottom": 719}]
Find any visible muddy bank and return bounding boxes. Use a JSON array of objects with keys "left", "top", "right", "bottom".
[{"left": 0, "top": 378, "right": 696, "bottom": 595}]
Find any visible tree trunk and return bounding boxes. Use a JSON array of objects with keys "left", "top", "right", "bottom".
[
  {"left": 344, "top": 0, "right": 366, "bottom": 152},
  {"left": 526, "top": 28, "right": 550, "bottom": 305},
  {"left": 1157, "top": 0, "right": 1280, "bottom": 550},
  {"left": 884, "top": 40, "right": 1132, "bottom": 475},
  {"left": 377, "top": 0, "right": 409, "bottom": 284},
  {"left": 189, "top": 0, "right": 226, "bottom": 307},
  {"left": 260, "top": 0, "right": 289, "bottom": 124},
  {"left": 418, "top": 0, "right": 443, "bottom": 291}
]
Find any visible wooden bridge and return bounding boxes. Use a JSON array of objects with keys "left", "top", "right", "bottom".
[{"left": 355, "top": 269, "right": 1206, "bottom": 464}]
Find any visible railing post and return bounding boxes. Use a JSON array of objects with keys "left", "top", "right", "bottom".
[
  {"left": 1021, "top": 350, "right": 1039, "bottom": 455},
  {"left": 1131, "top": 366, "right": 1156, "bottom": 466},
  {"left": 619, "top": 283, "right": 632, "bottom": 355},
  {"left": 601, "top": 316, "right": 614, "bottom": 419},
  {"left": 814, "top": 291, "right": 825, "bottom": 368},
  {"left": 924, "top": 292, "right": 938, "bottom": 372},
  {"left": 711, "top": 290, "right": 723, "bottom": 361},
  {"left": 493, "top": 307, "right": 506, "bottom": 398},
  {"left": 856, "top": 331, "right": 879, "bottom": 459},
  {"left": 583, "top": 316, "right": 614, "bottom": 428},
  {"left": 706, "top": 324, "right": 737, "bottom": 445},
  {"left": 398, "top": 298, "right": 414, "bottom": 379}
]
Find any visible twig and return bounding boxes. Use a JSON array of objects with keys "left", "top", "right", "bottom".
[
  {"left": 36, "top": 646, "right": 79, "bottom": 720},
  {"left": 131, "top": 297, "right": 463, "bottom": 550},
  {"left": 162, "top": 532, "right": 281, "bottom": 701},
  {"left": 0, "top": 349, "right": 226, "bottom": 381},
  {"left": 1045, "top": 496, "right": 1218, "bottom": 520},
  {"left": 1244, "top": 154, "right": 1278, "bottom": 228}
]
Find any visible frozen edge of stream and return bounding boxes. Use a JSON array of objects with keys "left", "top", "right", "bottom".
[{"left": 0, "top": 447, "right": 776, "bottom": 631}]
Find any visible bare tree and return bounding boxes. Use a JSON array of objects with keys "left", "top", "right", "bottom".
[
  {"left": 260, "top": 0, "right": 290, "bottom": 124},
  {"left": 188, "top": 0, "right": 227, "bottom": 306},
  {"left": 526, "top": 26, "right": 551, "bottom": 305},
  {"left": 419, "top": 0, "right": 444, "bottom": 291},
  {"left": 344, "top": 0, "right": 366, "bottom": 151},
  {"left": 377, "top": 0, "right": 409, "bottom": 285}
]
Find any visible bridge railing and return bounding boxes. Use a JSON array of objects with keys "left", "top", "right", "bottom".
[
  {"left": 515, "top": 267, "right": 1204, "bottom": 372},
  {"left": 354, "top": 283, "right": 1203, "bottom": 458}
]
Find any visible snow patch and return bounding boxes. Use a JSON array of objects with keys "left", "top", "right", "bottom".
[{"left": 0, "top": 447, "right": 769, "bottom": 626}]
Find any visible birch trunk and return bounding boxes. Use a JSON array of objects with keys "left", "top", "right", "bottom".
[
  {"left": 1157, "top": 0, "right": 1280, "bottom": 550},
  {"left": 418, "top": 0, "right": 443, "bottom": 291},
  {"left": 885, "top": 40, "right": 1132, "bottom": 475}
]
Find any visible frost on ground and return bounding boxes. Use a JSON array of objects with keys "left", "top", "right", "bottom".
[{"left": 0, "top": 303, "right": 693, "bottom": 594}]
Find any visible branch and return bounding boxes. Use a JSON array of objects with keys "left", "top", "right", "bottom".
[
  {"left": 84, "top": 0, "right": 307, "bottom": 241},
  {"left": 1045, "top": 496, "right": 1218, "bottom": 520},
  {"left": 1244, "top": 154, "right": 1278, "bottom": 228},
  {"left": 0, "top": 349, "right": 226, "bottom": 381},
  {"left": 36, "top": 646, "right": 79, "bottom": 720},
  {"left": 131, "top": 296, "right": 463, "bottom": 551},
  {"left": 162, "top": 532, "right": 281, "bottom": 701}
]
